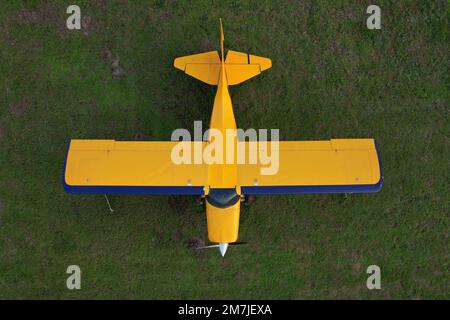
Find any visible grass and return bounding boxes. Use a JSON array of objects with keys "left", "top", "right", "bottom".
[{"left": 0, "top": 0, "right": 448, "bottom": 299}]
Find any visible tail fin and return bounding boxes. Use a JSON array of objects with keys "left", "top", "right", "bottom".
[
  {"left": 174, "top": 19, "right": 272, "bottom": 86},
  {"left": 220, "top": 18, "right": 225, "bottom": 63}
]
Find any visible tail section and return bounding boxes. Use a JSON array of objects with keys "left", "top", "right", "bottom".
[{"left": 174, "top": 19, "right": 272, "bottom": 85}]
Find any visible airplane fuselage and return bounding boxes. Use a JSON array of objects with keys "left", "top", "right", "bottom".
[{"left": 205, "top": 63, "right": 242, "bottom": 246}]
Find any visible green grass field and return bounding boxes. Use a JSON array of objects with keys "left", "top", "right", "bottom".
[{"left": 0, "top": 0, "right": 448, "bottom": 299}]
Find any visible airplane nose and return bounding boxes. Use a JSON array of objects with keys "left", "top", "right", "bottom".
[{"left": 219, "top": 243, "right": 229, "bottom": 257}]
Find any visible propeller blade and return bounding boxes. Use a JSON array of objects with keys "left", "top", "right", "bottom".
[
  {"left": 229, "top": 242, "right": 247, "bottom": 246},
  {"left": 194, "top": 241, "right": 248, "bottom": 257},
  {"left": 195, "top": 244, "right": 220, "bottom": 250}
]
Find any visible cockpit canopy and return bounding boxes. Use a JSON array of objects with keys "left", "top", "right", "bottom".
[{"left": 206, "top": 188, "right": 240, "bottom": 209}]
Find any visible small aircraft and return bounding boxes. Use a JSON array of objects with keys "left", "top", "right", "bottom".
[{"left": 64, "top": 20, "right": 382, "bottom": 257}]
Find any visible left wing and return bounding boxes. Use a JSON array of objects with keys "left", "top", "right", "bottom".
[
  {"left": 64, "top": 140, "right": 207, "bottom": 195},
  {"left": 237, "top": 139, "right": 382, "bottom": 194}
]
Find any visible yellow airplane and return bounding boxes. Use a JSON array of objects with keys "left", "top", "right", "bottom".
[{"left": 64, "top": 20, "right": 382, "bottom": 256}]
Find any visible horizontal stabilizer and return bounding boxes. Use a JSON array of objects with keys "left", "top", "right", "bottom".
[
  {"left": 185, "top": 64, "right": 221, "bottom": 85},
  {"left": 225, "top": 50, "right": 272, "bottom": 71},
  {"left": 174, "top": 51, "right": 221, "bottom": 85},
  {"left": 225, "top": 50, "right": 272, "bottom": 85}
]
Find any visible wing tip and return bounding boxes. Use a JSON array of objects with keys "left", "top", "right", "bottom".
[{"left": 173, "top": 57, "right": 185, "bottom": 71}]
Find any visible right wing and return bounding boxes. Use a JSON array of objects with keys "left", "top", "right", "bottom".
[
  {"left": 64, "top": 140, "right": 207, "bottom": 195},
  {"left": 237, "top": 139, "right": 382, "bottom": 194}
]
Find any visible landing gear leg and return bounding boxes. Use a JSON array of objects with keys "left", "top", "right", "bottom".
[{"left": 104, "top": 194, "right": 114, "bottom": 213}]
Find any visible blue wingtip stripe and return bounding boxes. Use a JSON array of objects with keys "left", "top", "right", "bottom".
[
  {"left": 63, "top": 183, "right": 205, "bottom": 195},
  {"left": 241, "top": 181, "right": 382, "bottom": 195}
]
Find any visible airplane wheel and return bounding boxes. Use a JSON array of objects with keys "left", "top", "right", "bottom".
[
  {"left": 242, "top": 195, "right": 256, "bottom": 206},
  {"left": 195, "top": 196, "right": 205, "bottom": 206}
]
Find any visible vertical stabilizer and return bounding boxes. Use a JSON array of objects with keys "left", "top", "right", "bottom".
[{"left": 219, "top": 18, "right": 225, "bottom": 63}]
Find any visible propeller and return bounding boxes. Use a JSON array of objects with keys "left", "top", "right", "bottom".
[{"left": 195, "top": 242, "right": 248, "bottom": 257}]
